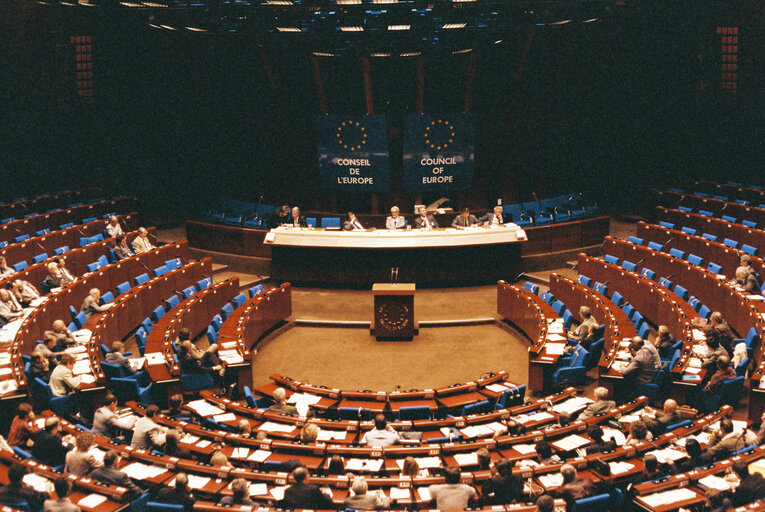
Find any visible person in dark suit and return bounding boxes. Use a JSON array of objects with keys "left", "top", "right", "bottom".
[
  {"left": 643, "top": 399, "right": 681, "bottom": 437},
  {"left": 479, "top": 206, "right": 505, "bottom": 226},
  {"left": 290, "top": 207, "right": 307, "bottom": 228},
  {"left": 45, "top": 320, "right": 75, "bottom": 352},
  {"left": 481, "top": 458, "right": 523, "bottom": 505},
  {"left": 104, "top": 341, "right": 136, "bottom": 376},
  {"left": 268, "top": 387, "right": 298, "bottom": 416},
  {"left": 655, "top": 325, "right": 675, "bottom": 360},
  {"left": 452, "top": 208, "right": 479, "bottom": 228},
  {"left": 112, "top": 235, "right": 133, "bottom": 261},
  {"left": 578, "top": 387, "right": 616, "bottom": 420},
  {"left": 268, "top": 205, "right": 291, "bottom": 228},
  {"left": 31, "top": 417, "right": 71, "bottom": 468},
  {"left": 732, "top": 460, "right": 765, "bottom": 507},
  {"left": 670, "top": 438, "right": 702, "bottom": 474},
  {"left": 343, "top": 212, "right": 365, "bottom": 231},
  {"left": 279, "top": 466, "right": 334, "bottom": 510},
  {"left": 90, "top": 451, "right": 142, "bottom": 499},
  {"left": 28, "top": 353, "right": 51, "bottom": 383},
  {"left": 80, "top": 288, "right": 110, "bottom": 319},
  {"left": 414, "top": 207, "right": 438, "bottom": 230},
  {"left": 155, "top": 473, "right": 195, "bottom": 512},
  {"left": 218, "top": 478, "right": 255, "bottom": 507},
  {"left": 556, "top": 464, "right": 594, "bottom": 508},
  {"left": 0, "top": 463, "right": 48, "bottom": 512},
  {"left": 585, "top": 426, "right": 616, "bottom": 455},
  {"left": 632, "top": 454, "right": 666, "bottom": 485}
]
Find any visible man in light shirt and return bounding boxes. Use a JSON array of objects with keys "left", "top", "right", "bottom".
[
  {"left": 49, "top": 354, "right": 81, "bottom": 397},
  {"left": 361, "top": 414, "right": 400, "bottom": 447},
  {"left": 132, "top": 227, "right": 155, "bottom": 254}
]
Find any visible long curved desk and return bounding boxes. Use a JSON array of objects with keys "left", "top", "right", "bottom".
[
  {"left": 265, "top": 226, "right": 527, "bottom": 286},
  {"left": 657, "top": 206, "right": 765, "bottom": 254}
]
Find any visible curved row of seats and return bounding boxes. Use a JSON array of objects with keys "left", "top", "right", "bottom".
[
  {"left": 655, "top": 188, "right": 765, "bottom": 229},
  {"left": 0, "top": 188, "right": 100, "bottom": 222},
  {"left": 694, "top": 179, "right": 765, "bottom": 207}
]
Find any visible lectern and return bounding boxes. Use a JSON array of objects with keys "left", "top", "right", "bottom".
[{"left": 372, "top": 283, "right": 417, "bottom": 341}]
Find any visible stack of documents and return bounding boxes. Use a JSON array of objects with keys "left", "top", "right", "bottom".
[
  {"left": 552, "top": 396, "right": 594, "bottom": 415},
  {"left": 186, "top": 399, "right": 225, "bottom": 417},
  {"left": 639, "top": 488, "right": 698, "bottom": 508}
]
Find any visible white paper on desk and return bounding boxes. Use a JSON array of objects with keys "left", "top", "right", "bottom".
[
  {"left": 453, "top": 452, "right": 478, "bottom": 466},
  {"left": 248, "top": 449, "right": 272, "bottom": 462},
  {"left": 29, "top": 297, "right": 46, "bottom": 308},
  {"left": 258, "top": 421, "right": 295, "bottom": 433},
  {"left": 231, "top": 447, "right": 250, "bottom": 459},
  {"left": 460, "top": 425, "right": 494, "bottom": 438},
  {"left": 287, "top": 392, "right": 322, "bottom": 406},
  {"left": 538, "top": 473, "right": 564, "bottom": 488},
  {"left": 0, "top": 367, "right": 12, "bottom": 378},
  {"left": 698, "top": 475, "right": 732, "bottom": 492},
  {"left": 219, "top": 341, "right": 238, "bottom": 350},
  {"left": 544, "top": 343, "right": 566, "bottom": 355},
  {"left": 22, "top": 472, "right": 52, "bottom": 493},
  {"left": 121, "top": 462, "right": 166, "bottom": 479},
  {"left": 270, "top": 486, "right": 287, "bottom": 500},
  {"left": 130, "top": 357, "right": 146, "bottom": 371},
  {"left": 169, "top": 474, "right": 210, "bottom": 490},
  {"left": 610, "top": 361, "right": 628, "bottom": 372},
  {"left": 517, "top": 411, "right": 554, "bottom": 424},
  {"left": 602, "top": 427, "right": 627, "bottom": 446},
  {"left": 0, "top": 379, "right": 19, "bottom": 394},
  {"left": 317, "top": 430, "right": 347, "bottom": 441},
  {"left": 72, "top": 330, "right": 92, "bottom": 343},
  {"left": 181, "top": 434, "right": 199, "bottom": 444},
  {"left": 732, "top": 420, "right": 748, "bottom": 433},
  {"left": 0, "top": 353, "right": 11, "bottom": 365},
  {"left": 692, "top": 329, "right": 706, "bottom": 341},
  {"left": 618, "top": 414, "right": 641, "bottom": 424},
  {"left": 414, "top": 456, "right": 442, "bottom": 469},
  {"left": 196, "top": 440, "right": 211, "bottom": 448},
  {"left": 548, "top": 323, "right": 564, "bottom": 334},
  {"left": 345, "top": 458, "right": 383, "bottom": 472},
  {"left": 546, "top": 333, "right": 567, "bottom": 342},
  {"left": 390, "top": 487, "right": 411, "bottom": 500},
  {"left": 640, "top": 488, "right": 698, "bottom": 508},
  {"left": 144, "top": 352, "right": 166, "bottom": 366},
  {"left": 552, "top": 434, "right": 590, "bottom": 451},
  {"left": 80, "top": 374, "right": 95, "bottom": 384},
  {"left": 417, "top": 487, "right": 431, "bottom": 501},
  {"left": 88, "top": 447, "right": 105, "bottom": 463},
  {"left": 646, "top": 448, "right": 687, "bottom": 463},
  {"left": 212, "top": 413, "right": 237, "bottom": 423},
  {"left": 249, "top": 483, "right": 269, "bottom": 496},
  {"left": 218, "top": 350, "right": 243, "bottom": 365},
  {"left": 608, "top": 462, "right": 634, "bottom": 475},
  {"left": 78, "top": 494, "right": 107, "bottom": 508},
  {"left": 552, "top": 396, "right": 594, "bottom": 415},
  {"left": 72, "top": 359, "right": 91, "bottom": 375},
  {"left": 65, "top": 345, "right": 87, "bottom": 354},
  {"left": 486, "top": 421, "right": 508, "bottom": 433},
  {"left": 688, "top": 357, "right": 703, "bottom": 369},
  {"left": 746, "top": 294, "right": 765, "bottom": 300},
  {"left": 485, "top": 383, "right": 510, "bottom": 393},
  {"left": 186, "top": 399, "right": 225, "bottom": 417},
  {"left": 513, "top": 444, "right": 537, "bottom": 455}
]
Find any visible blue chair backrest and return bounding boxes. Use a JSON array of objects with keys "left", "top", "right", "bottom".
[
  {"left": 398, "top": 405, "right": 431, "bottom": 421},
  {"left": 151, "top": 305, "right": 165, "bottom": 323},
  {"left": 181, "top": 286, "right": 196, "bottom": 299},
  {"left": 82, "top": 216, "right": 97, "bottom": 223},
  {"left": 658, "top": 221, "right": 674, "bottom": 229},
  {"left": 673, "top": 285, "right": 689, "bottom": 301},
  {"left": 146, "top": 502, "right": 185, "bottom": 512},
  {"left": 306, "top": 217, "right": 317, "bottom": 228},
  {"left": 687, "top": 254, "right": 703, "bottom": 267},
  {"left": 741, "top": 244, "right": 757, "bottom": 255},
  {"left": 622, "top": 303, "right": 635, "bottom": 318},
  {"left": 723, "top": 238, "right": 739, "bottom": 248},
  {"left": 658, "top": 277, "right": 673, "bottom": 290},
  {"left": 627, "top": 236, "right": 644, "bottom": 245},
  {"left": 741, "top": 220, "right": 757, "bottom": 229},
  {"left": 32, "top": 253, "right": 49, "bottom": 264},
  {"left": 665, "top": 419, "right": 692, "bottom": 432},
  {"left": 321, "top": 217, "right": 341, "bottom": 228},
  {"left": 721, "top": 215, "right": 737, "bottom": 224},
  {"left": 211, "top": 314, "right": 223, "bottom": 332},
  {"left": 86, "top": 262, "right": 100, "bottom": 273},
  {"left": 243, "top": 386, "right": 257, "bottom": 408},
  {"left": 668, "top": 248, "right": 685, "bottom": 259},
  {"left": 165, "top": 295, "right": 180, "bottom": 310},
  {"left": 594, "top": 282, "right": 608, "bottom": 297},
  {"left": 152, "top": 265, "right": 168, "bottom": 277},
  {"left": 196, "top": 278, "right": 212, "bottom": 291},
  {"left": 669, "top": 349, "right": 681, "bottom": 371},
  {"left": 524, "top": 282, "right": 540, "bottom": 295},
  {"left": 603, "top": 254, "right": 620, "bottom": 265},
  {"left": 680, "top": 226, "right": 697, "bottom": 236},
  {"left": 647, "top": 241, "right": 663, "bottom": 252},
  {"left": 640, "top": 267, "right": 657, "bottom": 280},
  {"left": 134, "top": 273, "right": 150, "bottom": 285},
  {"left": 745, "top": 326, "right": 760, "bottom": 347},
  {"left": 571, "top": 493, "right": 611, "bottom": 512},
  {"left": 571, "top": 347, "right": 590, "bottom": 368},
  {"left": 611, "top": 291, "right": 624, "bottom": 307},
  {"left": 461, "top": 400, "right": 492, "bottom": 417},
  {"left": 14, "top": 234, "right": 30, "bottom": 243},
  {"left": 677, "top": 206, "right": 693, "bottom": 212},
  {"left": 54, "top": 245, "right": 69, "bottom": 255},
  {"left": 164, "top": 258, "right": 182, "bottom": 270},
  {"left": 576, "top": 274, "right": 592, "bottom": 287},
  {"left": 735, "top": 357, "right": 749, "bottom": 377},
  {"left": 621, "top": 260, "right": 637, "bottom": 272},
  {"left": 12, "top": 261, "right": 28, "bottom": 272},
  {"left": 97, "top": 255, "right": 109, "bottom": 267},
  {"left": 59, "top": 222, "right": 75, "bottom": 229},
  {"left": 116, "top": 281, "right": 131, "bottom": 295},
  {"left": 701, "top": 233, "right": 718, "bottom": 242},
  {"left": 232, "top": 293, "right": 248, "bottom": 308},
  {"left": 73, "top": 311, "right": 88, "bottom": 330},
  {"left": 562, "top": 309, "right": 574, "bottom": 330},
  {"left": 707, "top": 262, "right": 723, "bottom": 274},
  {"left": 720, "top": 376, "right": 745, "bottom": 406},
  {"left": 551, "top": 300, "right": 566, "bottom": 316},
  {"left": 0, "top": 501, "right": 30, "bottom": 512},
  {"left": 100, "top": 361, "right": 125, "bottom": 380},
  {"left": 697, "top": 210, "right": 713, "bottom": 217},
  {"left": 207, "top": 326, "right": 218, "bottom": 345},
  {"left": 698, "top": 305, "right": 712, "bottom": 320},
  {"left": 637, "top": 322, "right": 650, "bottom": 339},
  {"left": 249, "top": 284, "right": 265, "bottom": 298},
  {"left": 100, "top": 291, "right": 114, "bottom": 304}
]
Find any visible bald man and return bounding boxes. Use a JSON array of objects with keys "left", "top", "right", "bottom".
[
  {"left": 0, "top": 289, "right": 23, "bottom": 325},
  {"left": 643, "top": 399, "right": 681, "bottom": 436},
  {"left": 568, "top": 306, "right": 598, "bottom": 341}
]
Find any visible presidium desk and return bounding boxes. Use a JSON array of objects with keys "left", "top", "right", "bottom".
[{"left": 264, "top": 224, "right": 527, "bottom": 286}]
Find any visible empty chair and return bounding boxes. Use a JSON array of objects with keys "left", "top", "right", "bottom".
[
  {"left": 541, "top": 291, "right": 555, "bottom": 305},
  {"left": 146, "top": 503, "right": 185, "bottom": 512},
  {"left": 68, "top": 305, "right": 78, "bottom": 320},
  {"left": 610, "top": 291, "right": 625, "bottom": 307},
  {"left": 551, "top": 300, "right": 566, "bottom": 316},
  {"left": 210, "top": 314, "right": 223, "bottom": 332},
  {"left": 658, "top": 221, "right": 675, "bottom": 229},
  {"left": 30, "top": 378, "right": 77, "bottom": 416},
  {"left": 195, "top": 277, "right": 212, "bottom": 291},
  {"left": 339, "top": 407, "right": 372, "bottom": 420},
  {"left": 220, "top": 302, "right": 235, "bottom": 320},
  {"left": 134, "top": 327, "right": 148, "bottom": 355},
  {"left": 680, "top": 226, "right": 697, "bottom": 236},
  {"left": 668, "top": 248, "right": 685, "bottom": 259},
  {"left": 111, "top": 375, "right": 153, "bottom": 405},
  {"left": 647, "top": 241, "right": 663, "bottom": 252},
  {"left": 741, "top": 219, "right": 757, "bottom": 229},
  {"left": 621, "top": 260, "right": 637, "bottom": 272},
  {"left": 206, "top": 326, "right": 218, "bottom": 345},
  {"left": 139, "top": 317, "right": 153, "bottom": 334},
  {"left": 180, "top": 286, "right": 196, "bottom": 299},
  {"left": 687, "top": 254, "right": 703, "bottom": 267},
  {"left": 72, "top": 311, "right": 88, "bottom": 330},
  {"left": 723, "top": 238, "right": 739, "bottom": 249},
  {"left": 562, "top": 309, "right": 574, "bottom": 330},
  {"left": 673, "top": 285, "right": 689, "bottom": 301},
  {"left": 460, "top": 400, "right": 493, "bottom": 417},
  {"left": 698, "top": 304, "right": 712, "bottom": 320},
  {"left": 677, "top": 206, "right": 693, "bottom": 213},
  {"left": 14, "top": 234, "right": 30, "bottom": 243},
  {"left": 571, "top": 493, "right": 611, "bottom": 512},
  {"left": 115, "top": 281, "right": 131, "bottom": 295},
  {"left": 248, "top": 284, "right": 265, "bottom": 298},
  {"left": 134, "top": 273, "right": 150, "bottom": 285},
  {"left": 32, "top": 253, "right": 48, "bottom": 264},
  {"left": 232, "top": 293, "right": 248, "bottom": 308},
  {"left": 640, "top": 267, "right": 656, "bottom": 280},
  {"left": 53, "top": 245, "right": 69, "bottom": 255},
  {"left": 701, "top": 233, "right": 718, "bottom": 242},
  {"left": 152, "top": 265, "right": 168, "bottom": 277},
  {"left": 707, "top": 262, "right": 723, "bottom": 274},
  {"left": 627, "top": 236, "right": 644, "bottom": 245},
  {"left": 150, "top": 305, "right": 166, "bottom": 323},
  {"left": 603, "top": 254, "right": 620, "bottom": 265},
  {"left": 164, "top": 294, "right": 180, "bottom": 310},
  {"left": 741, "top": 244, "right": 757, "bottom": 255},
  {"left": 11, "top": 261, "right": 28, "bottom": 272},
  {"left": 735, "top": 199, "right": 749, "bottom": 205},
  {"left": 638, "top": 322, "right": 650, "bottom": 340},
  {"left": 82, "top": 216, "right": 97, "bottom": 223},
  {"left": 398, "top": 405, "right": 431, "bottom": 421},
  {"left": 576, "top": 275, "right": 592, "bottom": 287},
  {"left": 305, "top": 217, "right": 317, "bottom": 228},
  {"left": 697, "top": 210, "right": 714, "bottom": 217},
  {"left": 164, "top": 258, "right": 182, "bottom": 270},
  {"left": 658, "top": 277, "right": 673, "bottom": 290},
  {"left": 594, "top": 282, "right": 608, "bottom": 297},
  {"left": 321, "top": 217, "right": 341, "bottom": 229},
  {"left": 59, "top": 222, "right": 75, "bottom": 229},
  {"left": 632, "top": 311, "right": 645, "bottom": 327},
  {"left": 85, "top": 262, "right": 101, "bottom": 273},
  {"left": 524, "top": 282, "right": 540, "bottom": 295},
  {"left": 721, "top": 215, "right": 737, "bottom": 223},
  {"left": 688, "top": 296, "right": 700, "bottom": 311},
  {"left": 552, "top": 347, "right": 589, "bottom": 386}
]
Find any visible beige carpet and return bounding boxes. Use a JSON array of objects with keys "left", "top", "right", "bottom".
[{"left": 250, "top": 324, "right": 529, "bottom": 391}]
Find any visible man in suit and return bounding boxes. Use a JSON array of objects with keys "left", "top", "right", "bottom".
[
  {"left": 703, "top": 418, "right": 758, "bottom": 461},
  {"left": 343, "top": 212, "right": 365, "bottom": 231},
  {"left": 0, "top": 288, "right": 23, "bottom": 325},
  {"left": 0, "top": 463, "right": 48, "bottom": 512},
  {"left": 268, "top": 387, "right": 298, "bottom": 416},
  {"left": 578, "top": 386, "right": 616, "bottom": 419},
  {"left": 105, "top": 216, "right": 123, "bottom": 238},
  {"left": 734, "top": 266, "right": 760, "bottom": 293},
  {"left": 343, "top": 476, "right": 390, "bottom": 510},
  {"left": 131, "top": 227, "right": 155, "bottom": 254},
  {"left": 131, "top": 404, "right": 167, "bottom": 450},
  {"left": 43, "top": 477, "right": 79, "bottom": 512},
  {"left": 280, "top": 466, "right": 334, "bottom": 510},
  {"left": 479, "top": 205, "right": 505, "bottom": 226},
  {"left": 113, "top": 235, "right": 133, "bottom": 261},
  {"left": 643, "top": 399, "right": 681, "bottom": 436},
  {"left": 268, "top": 205, "right": 291, "bottom": 228},
  {"left": 732, "top": 460, "right": 765, "bottom": 507},
  {"left": 31, "top": 417, "right": 71, "bottom": 468},
  {"left": 43, "top": 261, "right": 72, "bottom": 291},
  {"left": 290, "top": 207, "right": 307, "bottom": 228},
  {"left": 10, "top": 279, "right": 40, "bottom": 308},
  {"left": 105, "top": 341, "right": 136, "bottom": 376},
  {"left": 568, "top": 306, "right": 598, "bottom": 342},
  {"left": 92, "top": 394, "right": 137, "bottom": 439},
  {"left": 414, "top": 207, "right": 438, "bottom": 230},
  {"left": 155, "top": 473, "right": 195, "bottom": 512},
  {"left": 697, "top": 337, "right": 729, "bottom": 372},
  {"left": 704, "top": 311, "right": 735, "bottom": 356},
  {"left": 621, "top": 339, "right": 660, "bottom": 384},
  {"left": 452, "top": 208, "right": 479, "bottom": 228},
  {"left": 80, "top": 288, "right": 110, "bottom": 319},
  {"left": 90, "top": 451, "right": 142, "bottom": 499},
  {"left": 481, "top": 458, "right": 523, "bottom": 505},
  {"left": 45, "top": 320, "right": 75, "bottom": 352},
  {"left": 386, "top": 206, "right": 406, "bottom": 229},
  {"left": 556, "top": 464, "right": 594, "bottom": 507}
]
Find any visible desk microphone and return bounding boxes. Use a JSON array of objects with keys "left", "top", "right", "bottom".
[
  {"left": 666, "top": 274, "right": 675, "bottom": 280},
  {"left": 75, "top": 227, "right": 88, "bottom": 238},
  {"left": 635, "top": 258, "right": 646, "bottom": 267},
  {"left": 664, "top": 238, "right": 673, "bottom": 246},
  {"left": 139, "top": 262, "right": 151, "bottom": 273},
  {"left": 513, "top": 273, "right": 524, "bottom": 284},
  {"left": 720, "top": 203, "right": 727, "bottom": 211},
  {"left": 34, "top": 241, "right": 48, "bottom": 255}
]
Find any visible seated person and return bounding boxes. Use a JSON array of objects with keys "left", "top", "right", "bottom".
[
  {"left": 697, "top": 337, "right": 728, "bottom": 373},
  {"left": 8, "top": 403, "right": 38, "bottom": 447},
  {"left": 279, "top": 466, "right": 334, "bottom": 510},
  {"left": 578, "top": 386, "right": 616, "bottom": 420},
  {"left": 113, "top": 234, "right": 133, "bottom": 261},
  {"left": 155, "top": 473, "right": 195, "bottom": 512},
  {"left": 535, "top": 440, "right": 562, "bottom": 465},
  {"left": 131, "top": 227, "right": 155, "bottom": 254},
  {"left": 105, "top": 216, "right": 123, "bottom": 238},
  {"left": 32, "top": 417, "right": 71, "bottom": 469},
  {"left": 131, "top": 404, "right": 166, "bottom": 450},
  {"left": 703, "top": 312, "right": 735, "bottom": 357},
  {"left": 268, "top": 387, "right": 298, "bottom": 416},
  {"left": 0, "top": 256, "right": 15, "bottom": 279},
  {"left": 452, "top": 208, "right": 479, "bottom": 227},
  {"left": 671, "top": 438, "right": 702, "bottom": 474},
  {"left": 704, "top": 355, "right": 737, "bottom": 393},
  {"left": 732, "top": 459, "right": 765, "bottom": 507},
  {"left": 92, "top": 393, "right": 137, "bottom": 439},
  {"left": 400, "top": 457, "right": 421, "bottom": 477},
  {"left": 210, "top": 450, "right": 231, "bottom": 468},
  {"left": 177, "top": 339, "right": 204, "bottom": 374},
  {"left": 0, "top": 288, "right": 23, "bottom": 325},
  {"left": 344, "top": 476, "right": 391, "bottom": 510},
  {"left": 164, "top": 430, "right": 193, "bottom": 460},
  {"left": 44, "top": 477, "right": 79, "bottom": 512},
  {"left": 361, "top": 414, "right": 400, "bottom": 447},
  {"left": 43, "top": 261, "right": 72, "bottom": 290},
  {"left": 199, "top": 344, "right": 228, "bottom": 391},
  {"left": 163, "top": 394, "right": 193, "bottom": 422},
  {"left": 479, "top": 205, "right": 505, "bottom": 226},
  {"left": 34, "top": 333, "right": 62, "bottom": 367},
  {"left": 80, "top": 288, "right": 109, "bottom": 319},
  {"left": 633, "top": 454, "right": 665, "bottom": 484},
  {"left": 45, "top": 320, "right": 75, "bottom": 351},
  {"left": 104, "top": 340, "right": 136, "bottom": 376},
  {"left": 556, "top": 464, "right": 594, "bottom": 508},
  {"left": 299, "top": 423, "right": 319, "bottom": 444},
  {"left": 414, "top": 206, "right": 438, "bottom": 229},
  {"left": 536, "top": 495, "right": 555, "bottom": 512},
  {"left": 567, "top": 306, "right": 598, "bottom": 342},
  {"left": 268, "top": 205, "right": 291, "bottom": 228},
  {"left": 585, "top": 426, "right": 616, "bottom": 454},
  {"left": 28, "top": 353, "right": 51, "bottom": 383},
  {"left": 289, "top": 207, "right": 307, "bottom": 228},
  {"left": 343, "top": 211, "right": 365, "bottom": 231},
  {"left": 704, "top": 488, "right": 732, "bottom": 512},
  {"left": 64, "top": 432, "right": 103, "bottom": 476},
  {"left": 481, "top": 458, "right": 523, "bottom": 505},
  {"left": 90, "top": 451, "right": 142, "bottom": 499},
  {"left": 11, "top": 279, "right": 40, "bottom": 308},
  {"left": 428, "top": 466, "right": 478, "bottom": 510},
  {"left": 643, "top": 399, "right": 681, "bottom": 436},
  {"left": 49, "top": 354, "right": 80, "bottom": 397},
  {"left": 733, "top": 266, "right": 760, "bottom": 293},
  {"left": 703, "top": 418, "right": 758, "bottom": 462},
  {"left": 620, "top": 339, "right": 660, "bottom": 384},
  {"left": 385, "top": 206, "right": 406, "bottom": 229},
  {"left": 625, "top": 420, "right": 653, "bottom": 445},
  {"left": 655, "top": 325, "right": 675, "bottom": 360},
  {"left": 0, "top": 463, "right": 47, "bottom": 512}
]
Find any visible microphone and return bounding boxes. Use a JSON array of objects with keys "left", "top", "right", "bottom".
[
  {"left": 35, "top": 242, "right": 48, "bottom": 255},
  {"left": 720, "top": 203, "right": 727, "bottom": 211},
  {"left": 664, "top": 238, "right": 673, "bottom": 246},
  {"left": 666, "top": 274, "right": 675, "bottom": 279},
  {"left": 513, "top": 273, "right": 524, "bottom": 283},
  {"left": 635, "top": 258, "right": 646, "bottom": 267},
  {"left": 139, "top": 262, "right": 151, "bottom": 273},
  {"left": 75, "top": 227, "right": 88, "bottom": 238}
]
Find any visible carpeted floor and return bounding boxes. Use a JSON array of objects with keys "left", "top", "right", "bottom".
[{"left": 250, "top": 324, "right": 529, "bottom": 391}]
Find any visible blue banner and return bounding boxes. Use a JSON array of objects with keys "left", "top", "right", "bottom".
[
  {"left": 402, "top": 113, "right": 476, "bottom": 193},
  {"left": 316, "top": 115, "right": 390, "bottom": 192}
]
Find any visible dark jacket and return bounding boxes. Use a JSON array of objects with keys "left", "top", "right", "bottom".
[
  {"left": 155, "top": 487, "right": 195, "bottom": 512},
  {"left": 481, "top": 473, "right": 523, "bottom": 505},
  {"left": 0, "top": 484, "right": 47, "bottom": 512},
  {"left": 733, "top": 474, "right": 765, "bottom": 507},
  {"left": 31, "top": 430, "right": 69, "bottom": 468},
  {"left": 90, "top": 466, "right": 142, "bottom": 499},
  {"left": 279, "top": 482, "right": 334, "bottom": 510}
]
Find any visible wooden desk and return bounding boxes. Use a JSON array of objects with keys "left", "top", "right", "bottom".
[{"left": 373, "top": 283, "right": 416, "bottom": 340}]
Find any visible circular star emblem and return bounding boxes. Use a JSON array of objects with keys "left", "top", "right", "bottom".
[
  {"left": 424, "top": 119, "right": 455, "bottom": 151},
  {"left": 336, "top": 120, "right": 368, "bottom": 151}
]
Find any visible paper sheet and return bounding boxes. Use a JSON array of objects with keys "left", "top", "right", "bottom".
[
  {"left": 552, "top": 434, "right": 590, "bottom": 451},
  {"left": 22, "top": 473, "right": 52, "bottom": 493},
  {"left": 121, "top": 462, "right": 167, "bottom": 479},
  {"left": 552, "top": 396, "right": 594, "bottom": 415},
  {"left": 316, "top": 430, "right": 347, "bottom": 441},
  {"left": 212, "top": 413, "right": 237, "bottom": 423},
  {"left": 639, "top": 488, "right": 698, "bottom": 508},
  {"left": 186, "top": 399, "right": 225, "bottom": 417},
  {"left": 698, "top": 475, "right": 732, "bottom": 492},
  {"left": 249, "top": 483, "right": 269, "bottom": 496},
  {"left": 258, "top": 421, "right": 296, "bottom": 433},
  {"left": 390, "top": 487, "right": 411, "bottom": 500},
  {"left": 538, "top": 473, "right": 564, "bottom": 488},
  {"left": 544, "top": 343, "right": 566, "bottom": 355},
  {"left": 513, "top": 444, "right": 537, "bottom": 455},
  {"left": 270, "top": 486, "right": 287, "bottom": 500},
  {"left": 609, "top": 461, "right": 634, "bottom": 475},
  {"left": 345, "top": 458, "right": 383, "bottom": 472},
  {"left": 417, "top": 488, "right": 431, "bottom": 501},
  {"left": 248, "top": 449, "right": 272, "bottom": 462},
  {"left": 517, "top": 411, "right": 555, "bottom": 424},
  {"left": 78, "top": 494, "right": 108, "bottom": 508},
  {"left": 484, "top": 383, "right": 510, "bottom": 393},
  {"left": 601, "top": 427, "right": 627, "bottom": 446},
  {"left": 231, "top": 447, "right": 250, "bottom": 459},
  {"left": 144, "top": 352, "right": 166, "bottom": 366},
  {"left": 460, "top": 425, "right": 495, "bottom": 438},
  {"left": 646, "top": 448, "right": 687, "bottom": 463},
  {"left": 218, "top": 350, "right": 244, "bottom": 365},
  {"left": 453, "top": 452, "right": 478, "bottom": 466}
]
